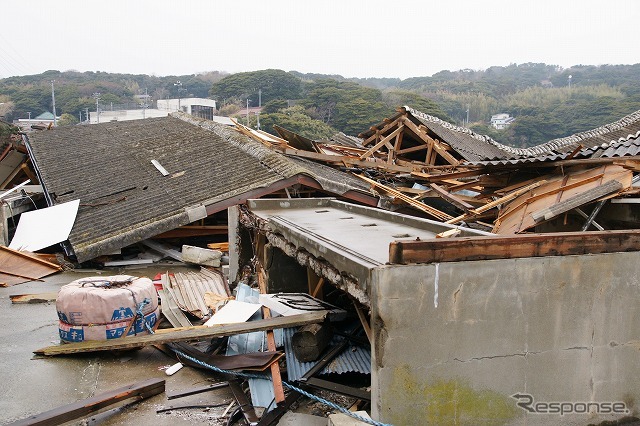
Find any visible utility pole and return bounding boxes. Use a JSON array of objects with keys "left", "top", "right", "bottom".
[
  {"left": 174, "top": 81, "right": 182, "bottom": 111},
  {"left": 84, "top": 108, "right": 89, "bottom": 123},
  {"left": 466, "top": 105, "right": 470, "bottom": 126},
  {"left": 27, "top": 111, "right": 31, "bottom": 129},
  {"left": 93, "top": 92, "right": 101, "bottom": 123},
  {"left": 51, "top": 80, "right": 57, "bottom": 126},
  {"left": 257, "top": 89, "right": 261, "bottom": 130},
  {"left": 246, "top": 98, "right": 250, "bottom": 127}
]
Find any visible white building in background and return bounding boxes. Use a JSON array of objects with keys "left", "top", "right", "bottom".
[
  {"left": 89, "top": 108, "right": 169, "bottom": 124},
  {"left": 89, "top": 98, "right": 218, "bottom": 124},
  {"left": 157, "top": 98, "right": 217, "bottom": 120},
  {"left": 490, "top": 113, "right": 515, "bottom": 130}
]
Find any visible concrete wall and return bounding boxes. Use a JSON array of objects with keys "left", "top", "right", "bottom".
[{"left": 371, "top": 252, "right": 640, "bottom": 425}]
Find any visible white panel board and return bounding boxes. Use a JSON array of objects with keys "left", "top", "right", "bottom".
[{"left": 9, "top": 199, "right": 80, "bottom": 252}]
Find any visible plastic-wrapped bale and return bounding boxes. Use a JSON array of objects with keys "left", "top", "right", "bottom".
[{"left": 56, "top": 275, "right": 159, "bottom": 343}]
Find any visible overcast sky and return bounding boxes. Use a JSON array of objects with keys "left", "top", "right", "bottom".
[{"left": 1, "top": 0, "right": 637, "bottom": 80}]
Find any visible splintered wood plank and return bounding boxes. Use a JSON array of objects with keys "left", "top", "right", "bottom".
[
  {"left": 446, "top": 180, "right": 546, "bottom": 225},
  {"left": 257, "top": 263, "right": 285, "bottom": 404},
  {"left": 9, "top": 378, "right": 165, "bottom": 426},
  {"left": 355, "top": 174, "right": 453, "bottom": 221},
  {"left": 531, "top": 180, "right": 623, "bottom": 223},
  {"left": 10, "top": 292, "right": 58, "bottom": 304},
  {"left": 0, "top": 246, "right": 62, "bottom": 287},
  {"left": 494, "top": 165, "right": 632, "bottom": 234},
  {"left": 429, "top": 183, "right": 474, "bottom": 211},
  {"left": 207, "top": 242, "right": 229, "bottom": 252},
  {"left": 389, "top": 230, "right": 640, "bottom": 264},
  {"left": 35, "top": 311, "right": 328, "bottom": 356}
]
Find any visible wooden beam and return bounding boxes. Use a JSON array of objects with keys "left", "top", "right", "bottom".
[
  {"left": 389, "top": 230, "right": 640, "bottom": 265},
  {"left": 154, "top": 225, "right": 228, "bottom": 239},
  {"left": 396, "top": 144, "right": 427, "bottom": 155},
  {"left": 354, "top": 174, "right": 453, "bottom": 221},
  {"left": 400, "top": 117, "right": 459, "bottom": 166},
  {"left": 34, "top": 311, "right": 328, "bottom": 356},
  {"left": 531, "top": 180, "right": 624, "bottom": 223},
  {"left": 358, "top": 125, "right": 404, "bottom": 160},
  {"left": 229, "top": 380, "right": 260, "bottom": 424},
  {"left": 9, "top": 378, "right": 165, "bottom": 426},
  {"left": 361, "top": 117, "right": 404, "bottom": 146},
  {"left": 412, "top": 169, "right": 485, "bottom": 181},
  {"left": 279, "top": 147, "right": 415, "bottom": 173},
  {"left": 566, "top": 144, "right": 584, "bottom": 160},
  {"left": 446, "top": 180, "right": 546, "bottom": 224},
  {"left": 256, "top": 263, "right": 285, "bottom": 405},
  {"left": 352, "top": 300, "right": 372, "bottom": 344},
  {"left": 431, "top": 140, "right": 460, "bottom": 166},
  {"left": 429, "top": 183, "right": 474, "bottom": 211},
  {"left": 493, "top": 173, "right": 607, "bottom": 225},
  {"left": 311, "top": 276, "right": 325, "bottom": 299}
]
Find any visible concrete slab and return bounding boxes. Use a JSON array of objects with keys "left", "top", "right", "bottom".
[
  {"left": 276, "top": 411, "right": 327, "bottom": 426},
  {"left": 0, "top": 264, "right": 234, "bottom": 425}
]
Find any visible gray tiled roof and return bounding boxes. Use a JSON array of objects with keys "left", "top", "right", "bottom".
[
  {"left": 26, "top": 114, "right": 371, "bottom": 262},
  {"left": 469, "top": 114, "right": 640, "bottom": 166},
  {"left": 406, "top": 106, "right": 640, "bottom": 162}
]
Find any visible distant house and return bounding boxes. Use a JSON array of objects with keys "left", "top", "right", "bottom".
[
  {"left": 15, "top": 111, "right": 57, "bottom": 130},
  {"left": 490, "top": 113, "right": 515, "bottom": 130},
  {"left": 157, "top": 98, "right": 217, "bottom": 120}
]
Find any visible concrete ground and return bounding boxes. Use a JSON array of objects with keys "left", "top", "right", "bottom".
[{"left": 0, "top": 264, "right": 236, "bottom": 426}]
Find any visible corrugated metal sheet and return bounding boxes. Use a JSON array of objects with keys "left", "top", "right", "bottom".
[
  {"left": 226, "top": 284, "right": 278, "bottom": 412},
  {"left": 283, "top": 326, "right": 371, "bottom": 382}
]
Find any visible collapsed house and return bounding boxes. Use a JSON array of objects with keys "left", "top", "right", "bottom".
[
  {"left": 22, "top": 114, "right": 378, "bottom": 263},
  {"left": 228, "top": 106, "right": 640, "bottom": 424},
  {"left": 7, "top": 105, "right": 640, "bottom": 424}
]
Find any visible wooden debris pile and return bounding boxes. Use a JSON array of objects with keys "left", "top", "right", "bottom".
[{"left": 240, "top": 106, "right": 640, "bottom": 235}]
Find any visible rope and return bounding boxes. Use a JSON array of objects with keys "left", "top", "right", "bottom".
[
  {"left": 135, "top": 297, "right": 154, "bottom": 334},
  {"left": 171, "top": 349, "right": 392, "bottom": 426},
  {"left": 144, "top": 302, "right": 389, "bottom": 425}
]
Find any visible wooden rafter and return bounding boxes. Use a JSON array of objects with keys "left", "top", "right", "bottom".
[
  {"left": 359, "top": 125, "right": 404, "bottom": 160},
  {"left": 354, "top": 174, "right": 453, "bottom": 221},
  {"left": 399, "top": 117, "right": 460, "bottom": 166},
  {"left": 429, "top": 183, "right": 474, "bottom": 212},
  {"left": 362, "top": 117, "right": 404, "bottom": 146},
  {"left": 446, "top": 180, "right": 546, "bottom": 224}
]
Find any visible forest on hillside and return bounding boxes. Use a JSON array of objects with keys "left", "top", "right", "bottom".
[{"left": 2, "top": 63, "right": 640, "bottom": 147}]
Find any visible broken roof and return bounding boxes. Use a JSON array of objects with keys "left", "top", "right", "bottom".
[
  {"left": 25, "top": 114, "right": 373, "bottom": 262},
  {"left": 362, "top": 106, "right": 640, "bottom": 163}
]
